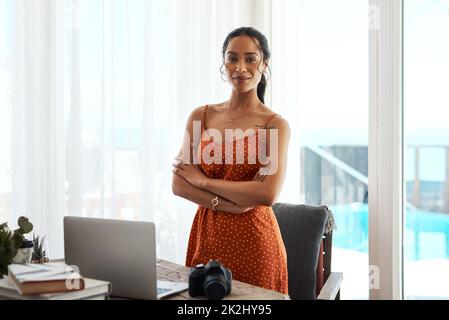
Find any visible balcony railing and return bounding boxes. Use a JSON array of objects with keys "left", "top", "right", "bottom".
[{"left": 302, "top": 145, "right": 449, "bottom": 214}]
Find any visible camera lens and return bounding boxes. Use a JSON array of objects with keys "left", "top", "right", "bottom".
[{"left": 203, "top": 274, "right": 227, "bottom": 300}]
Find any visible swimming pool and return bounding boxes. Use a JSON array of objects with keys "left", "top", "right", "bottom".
[{"left": 331, "top": 203, "right": 449, "bottom": 261}]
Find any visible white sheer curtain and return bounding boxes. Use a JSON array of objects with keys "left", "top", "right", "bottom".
[
  {"left": 1, "top": 0, "right": 278, "bottom": 264},
  {"left": 10, "top": 0, "right": 66, "bottom": 261}
]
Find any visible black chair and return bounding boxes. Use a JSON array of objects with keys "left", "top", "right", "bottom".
[{"left": 272, "top": 203, "right": 342, "bottom": 300}]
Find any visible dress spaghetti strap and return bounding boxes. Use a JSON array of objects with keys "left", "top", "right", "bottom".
[
  {"left": 264, "top": 113, "right": 279, "bottom": 129},
  {"left": 202, "top": 105, "right": 209, "bottom": 132}
]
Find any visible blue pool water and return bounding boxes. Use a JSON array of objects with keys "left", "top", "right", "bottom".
[{"left": 331, "top": 203, "right": 449, "bottom": 261}]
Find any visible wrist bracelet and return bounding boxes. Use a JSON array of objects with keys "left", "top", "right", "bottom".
[{"left": 211, "top": 196, "right": 219, "bottom": 209}]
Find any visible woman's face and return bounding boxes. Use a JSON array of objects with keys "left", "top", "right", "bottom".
[{"left": 224, "top": 35, "right": 267, "bottom": 93}]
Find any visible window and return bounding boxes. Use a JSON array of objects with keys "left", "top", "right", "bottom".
[{"left": 404, "top": 0, "right": 449, "bottom": 299}]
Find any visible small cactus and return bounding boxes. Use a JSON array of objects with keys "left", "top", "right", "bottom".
[{"left": 32, "top": 234, "right": 49, "bottom": 263}]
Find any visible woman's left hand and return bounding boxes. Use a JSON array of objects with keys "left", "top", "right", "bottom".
[{"left": 172, "top": 162, "right": 208, "bottom": 189}]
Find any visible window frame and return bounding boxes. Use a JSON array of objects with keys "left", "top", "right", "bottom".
[{"left": 369, "top": 0, "right": 404, "bottom": 300}]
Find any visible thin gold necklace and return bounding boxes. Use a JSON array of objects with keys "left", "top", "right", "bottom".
[{"left": 225, "top": 101, "right": 251, "bottom": 123}]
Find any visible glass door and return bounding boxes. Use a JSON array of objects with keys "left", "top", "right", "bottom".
[{"left": 404, "top": 0, "right": 449, "bottom": 299}]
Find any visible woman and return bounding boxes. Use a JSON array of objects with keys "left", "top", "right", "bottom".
[{"left": 172, "top": 27, "right": 290, "bottom": 294}]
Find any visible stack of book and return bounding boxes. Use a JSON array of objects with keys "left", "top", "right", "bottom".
[{"left": 0, "top": 262, "right": 110, "bottom": 300}]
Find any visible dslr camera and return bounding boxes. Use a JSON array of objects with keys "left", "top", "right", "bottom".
[{"left": 188, "top": 260, "right": 232, "bottom": 300}]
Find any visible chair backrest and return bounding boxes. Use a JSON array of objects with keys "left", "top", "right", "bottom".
[{"left": 272, "top": 203, "right": 332, "bottom": 300}]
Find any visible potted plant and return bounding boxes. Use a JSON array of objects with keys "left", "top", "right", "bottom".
[
  {"left": 0, "top": 223, "right": 16, "bottom": 278},
  {"left": 0, "top": 216, "right": 35, "bottom": 278},
  {"left": 11, "top": 217, "right": 34, "bottom": 264},
  {"left": 32, "top": 233, "right": 49, "bottom": 263}
]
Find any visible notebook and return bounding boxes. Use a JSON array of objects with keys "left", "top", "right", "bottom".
[
  {"left": 8, "top": 262, "right": 85, "bottom": 295},
  {"left": 0, "top": 273, "right": 110, "bottom": 300}
]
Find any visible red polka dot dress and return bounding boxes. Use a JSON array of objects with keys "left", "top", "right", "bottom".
[{"left": 185, "top": 105, "right": 288, "bottom": 294}]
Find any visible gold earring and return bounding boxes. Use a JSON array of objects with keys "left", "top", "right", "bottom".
[{"left": 220, "top": 65, "right": 228, "bottom": 82}]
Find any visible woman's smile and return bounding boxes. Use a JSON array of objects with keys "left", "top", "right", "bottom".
[{"left": 233, "top": 76, "right": 251, "bottom": 83}]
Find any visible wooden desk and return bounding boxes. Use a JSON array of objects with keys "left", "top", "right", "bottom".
[{"left": 157, "top": 259, "right": 289, "bottom": 300}]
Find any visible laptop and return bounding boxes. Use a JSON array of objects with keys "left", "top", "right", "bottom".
[{"left": 63, "top": 216, "right": 188, "bottom": 299}]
